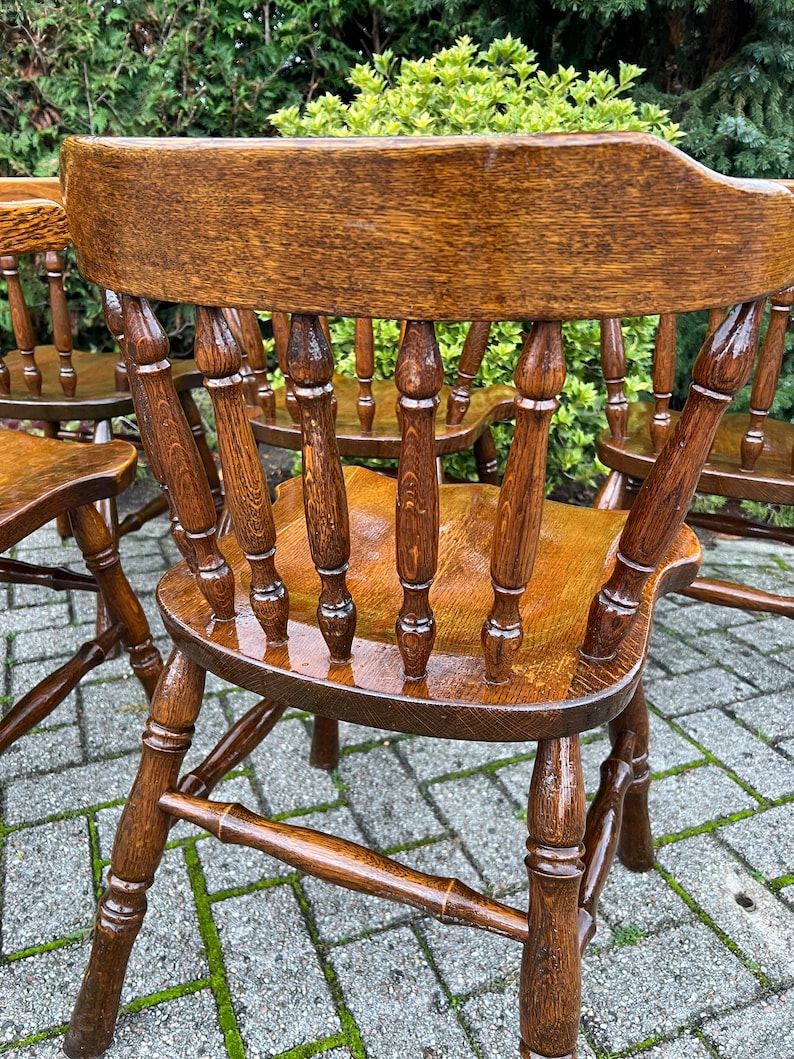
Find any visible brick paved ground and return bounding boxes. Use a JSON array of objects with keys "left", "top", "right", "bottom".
[{"left": 1, "top": 482, "right": 793, "bottom": 1058}]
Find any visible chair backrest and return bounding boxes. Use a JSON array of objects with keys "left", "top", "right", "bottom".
[
  {"left": 600, "top": 287, "right": 794, "bottom": 474},
  {"left": 60, "top": 133, "right": 794, "bottom": 678},
  {"left": 0, "top": 185, "right": 133, "bottom": 401}
]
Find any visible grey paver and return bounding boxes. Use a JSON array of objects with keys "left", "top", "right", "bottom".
[
  {"left": 0, "top": 942, "right": 86, "bottom": 1041},
  {"left": 597, "top": 861, "right": 691, "bottom": 936},
  {"left": 331, "top": 925, "right": 474, "bottom": 1059},
  {"left": 0, "top": 722, "right": 82, "bottom": 781},
  {"left": 581, "top": 921, "right": 758, "bottom": 1053},
  {"left": 340, "top": 743, "right": 444, "bottom": 850},
  {"left": 658, "top": 833, "right": 794, "bottom": 982},
  {"left": 700, "top": 631, "right": 794, "bottom": 692},
  {"left": 730, "top": 614, "right": 794, "bottom": 655},
  {"left": 398, "top": 731, "right": 533, "bottom": 781},
  {"left": 631, "top": 1034, "right": 714, "bottom": 1058},
  {"left": 249, "top": 715, "right": 340, "bottom": 815},
  {"left": 213, "top": 884, "right": 341, "bottom": 1056},
  {"left": 678, "top": 708, "right": 794, "bottom": 799},
  {"left": 718, "top": 803, "right": 794, "bottom": 881},
  {"left": 3, "top": 752, "right": 140, "bottom": 824},
  {"left": 644, "top": 667, "right": 757, "bottom": 717},
  {"left": 428, "top": 771, "right": 527, "bottom": 892},
  {"left": 2, "top": 816, "right": 94, "bottom": 954},
  {"left": 704, "top": 989, "right": 794, "bottom": 1059},
  {"left": 730, "top": 688, "right": 794, "bottom": 743},
  {"left": 648, "top": 763, "right": 757, "bottom": 838}
]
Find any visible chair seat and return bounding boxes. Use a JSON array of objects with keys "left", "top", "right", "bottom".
[
  {"left": 0, "top": 344, "right": 203, "bottom": 420},
  {"left": 158, "top": 466, "right": 700, "bottom": 740},
  {"left": 0, "top": 429, "right": 137, "bottom": 551},
  {"left": 249, "top": 375, "right": 517, "bottom": 457},
  {"left": 598, "top": 402, "right": 794, "bottom": 504}
]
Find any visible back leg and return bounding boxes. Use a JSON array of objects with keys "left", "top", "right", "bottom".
[{"left": 609, "top": 682, "right": 654, "bottom": 872}]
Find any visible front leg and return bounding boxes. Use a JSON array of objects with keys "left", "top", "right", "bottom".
[{"left": 521, "top": 736, "right": 586, "bottom": 1059}]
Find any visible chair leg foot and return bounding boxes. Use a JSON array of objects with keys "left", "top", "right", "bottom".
[{"left": 610, "top": 683, "right": 654, "bottom": 872}]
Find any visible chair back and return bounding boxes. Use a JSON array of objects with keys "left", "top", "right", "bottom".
[
  {"left": 60, "top": 133, "right": 794, "bottom": 679},
  {"left": 0, "top": 187, "right": 129, "bottom": 402}
]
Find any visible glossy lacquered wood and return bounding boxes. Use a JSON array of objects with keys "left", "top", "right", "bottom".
[
  {"left": 597, "top": 287, "right": 794, "bottom": 617},
  {"left": 59, "top": 133, "right": 794, "bottom": 1059},
  {"left": 0, "top": 429, "right": 163, "bottom": 754},
  {"left": 61, "top": 133, "right": 794, "bottom": 318},
  {"left": 0, "top": 189, "right": 222, "bottom": 537}
]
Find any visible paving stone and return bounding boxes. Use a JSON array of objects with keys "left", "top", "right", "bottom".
[
  {"left": 118, "top": 846, "right": 208, "bottom": 1005},
  {"left": 581, "top": 921, "right": 758, "bottom": 1054},
  {"left": 11, "top": 623, "right": 95, "bottom": 663},
  {"left": 10, "top": 583, "right": 68, "bottom": 609},
  {"left": 81, "top": 680, "right": 150, "bottom": 759},
  {"left": 461, "top": 986, "right": 596, "bottom": 1059},
  {"left": 338, "top": 720, "right": 400, "bottom": 748},
  {"left": 398, "top": 732, "right": 533, "bottom": 782},
  {"left": 647, "top": 711, "right": 705, "bottom": 774},
  {"left": 330, "top": 925, "right": 474, "bottom": 1059},
  {"left": 3, "top": 752, "right": 140, "bottom": 824},
  {"left": 1, "top": 601, "right": 70, "bottom": 635},
  {"left": 0, "top": 941, "right": 85, "bottom": 1041},
  {"left": 419, "top": 917, "right": 520, "bottom": 995},
  {"left": 699, "top": 632, "right": 794, "bottom": 692},
  {"left": 597, "top": 861, "right": 691, "bottom": 936},
  {"left": 0, "top": 723, "right": 82, "bottom": 781},
  {"left": 678, "top": 709, "right": 794, "bottom": 799},
  {"left": 12, "top": 988, "right": 230, "bottom": 1059},
  {"left": 644, "top": 667, "right": 757, "bottom": 717},
  {"left": 213, "top": 884, "right": 340, "bottom": 1056},
  {"left": 304, "top": 829, "right": 483, "bottom": 943},
  {"left": 649, "top": 764, "right": 757, "bottom": 838},
  {"left": 249, "top": 716, "right": 339, "bottom": 815},
  {"left": 718, "top": 804, "right": 794, "bottom": 881},
  {"left": 648, "top": 627, "right": 718, "bottom": 674},
  {"left": 8, "top": 659, "right": 78, "bottom": 727},
  {"left": 730, "top": 689, "right": 794, "bottom": 743},
  {"left": 653, "top": 600, "right": 758, "bottom": 636},
  {"left": 631, "top": 1033, "right": 715, "bottom": 1058},
  {"left": 704, "top": 988, "right": 794, "bottom": 1059},
  {"left": 340, "top": 743, "right": 444, "bottom": 850},
  {"left": 730, "top": 615, "right": 794, "bottom": 655},
  {"left": 428, "top": 772, "right": 527, "bottom": 893},
  {"left": 659, "top": 833, "right": 794, "bottom": 982},
  {"left": 2, "top": 816, "right": 94, "bottom": 955}
]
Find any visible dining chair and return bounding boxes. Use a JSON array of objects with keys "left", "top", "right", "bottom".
[
  {"left": 0, "top": 179, "right": 223, "bottom": 540},
  {"left": 59, "top": 131, "right": 794, "bottom": 1059},
  {"left": 241, "top": 308, "right": 516, "bottom": 484},
  {"left": 596, "top": 292, "right": 794, "bottom": 616}
]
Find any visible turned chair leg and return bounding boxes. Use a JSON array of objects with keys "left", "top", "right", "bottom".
[
  {"left": 64, "top": 649, "right": 204, "bottom": 1058},
  {"left": 609, "top": 682, "right": 654, "bottom": 872},
  {"left": 521, "top": 736, "right": 586, "bottom": 1059},
  {"left": 309, "top": 714, "right": 340, "bottom": 770},
  {"left": 69, "top": 501, "right": 162, "bottom": 700}
]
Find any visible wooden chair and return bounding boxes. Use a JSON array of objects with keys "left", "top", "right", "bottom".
[
  {"left": 59, "top": 132, "right": 794, "bottom": 1059},
  {"left": 0, "top": 179, "right": 223, "bottom": 539},
  {"left": 0, "top": 424, "right": 163, "bottom": 752},
  {"left": 596, "top": 294, "right": 794, "bottom": 616},
  {"left": 240, "top": 309, "right": 516, "bottom": 483}
]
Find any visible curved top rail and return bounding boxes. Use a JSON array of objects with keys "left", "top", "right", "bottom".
[{"left": 61, "top": 132, "right": 794, "bottom": 319}]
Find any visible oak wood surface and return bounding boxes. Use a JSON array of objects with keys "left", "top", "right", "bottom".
[
  {"left": 156, "top": 465, "right": 700, "bottom": 738},
  {"left": 59, "top": 131, "right": 794, "bottom": 1059},
  {"left": 0, "top": 429, "right": 136, "bottom": 551},
  {"left": 61, "top": 133, "right": 794, "bottom": 319}
]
